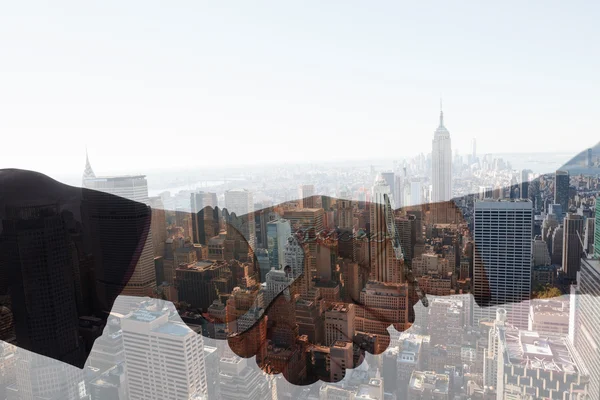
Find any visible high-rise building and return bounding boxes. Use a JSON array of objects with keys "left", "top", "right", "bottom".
[
  {"left": 487, "top": 308, "right": 587, "bottom": 399},
  {"left": 380, "top": 171, "right": 395, "bottom": 202},
  {"left": 431, "top": 107, "right": 452, "bottom": 202},
  {"left": 267, "top": 219, "right": 292, "bottom": 270},
  {"left": 298, "top": 185, "right": 316, "bottom": 208},
  {"left": 473, "top": 200, "right": 533, "bottom": 328},
  {"left": 218, "top": 356, "right": 273, "bottom": 400},
  {"left": 554, "top": 170, "right": 570, "bottom": 216},
  {"left": 584, "top": 217, "right": 595, "bottom": 257},
  {"left": 283, "top": 208, "right": 324, "bottom": 280},
  {"left": 369, "top": 175, "right": 399, "bottom": 283},
  {"left": 552, "top": 225, "right": 564, "bottom": 265},
  {"left": 225, "top": 189, "right": 256, "bottom": 248},
  {"left": 562, "top": 213, "right": 584, "bottom": 281},
  {"left": 595, "top": 197, "right": 600, "bottom": 258},
  {"left": 0, "top": 204, "right": 85, "bottom": 367},
  {"left": 324, "top": 303, "right": 355, "bottom": 346},
  {"left": 520, "top": 169, "right": 531, "bottom": 199},
  {"left": 149, "top": 196, "right": 167, "bottom": 258},
  {"left": 83, "top": 173, "right": 157, "bottom": 299},
  {"left": 121, "top": 307, "right": 207, "bottom": 400},
  {"left": 13, "top": 349, "right": 88, "bottom": 400},
  {"left": 190, "top": 191, "right": 218, "bottom": 245},
  {"left": 572, "top": 258, "right": 600, "bottom": 399}
]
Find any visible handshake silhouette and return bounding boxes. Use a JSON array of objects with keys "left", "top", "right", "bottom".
[{"left": 0, "top": 157, "right": 577, "bottom": 385}]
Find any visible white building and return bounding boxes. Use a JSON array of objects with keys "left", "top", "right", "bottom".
[{"left": 121, "top": 307, "right": 207, "bottom": 400}]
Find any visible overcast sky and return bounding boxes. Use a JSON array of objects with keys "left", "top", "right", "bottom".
[{"left": 1, "top": 1, "right": 598, "bottom": 177}]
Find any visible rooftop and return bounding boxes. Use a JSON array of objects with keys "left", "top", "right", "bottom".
[{"left": 152, "top": 322, "right": 192, "bottom": 337}]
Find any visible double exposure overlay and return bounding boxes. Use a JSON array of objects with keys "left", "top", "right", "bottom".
[{"left": 1, "top": 131, "right": 599, "bottom": 399}]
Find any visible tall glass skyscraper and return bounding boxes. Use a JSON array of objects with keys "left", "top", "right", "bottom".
[{"left": 554, "top": 170, "right": 570, "bottom": 216}]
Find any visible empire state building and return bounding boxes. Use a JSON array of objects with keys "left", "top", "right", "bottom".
[{"left": 431, "top": 106, "right": 452, "bottom": 202}]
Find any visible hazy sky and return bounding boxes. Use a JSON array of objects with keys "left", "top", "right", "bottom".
[{"left": 1, "top": 1, "right": 598, "bottom": 177}]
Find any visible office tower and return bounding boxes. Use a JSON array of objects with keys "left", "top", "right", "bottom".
[
  {"left": 554, "top": 170, "right": 570, "bottom": 215},
  {"left": 473, "top": 200, "right": 533, "bottom": 328},
  {"left": 478, "top": 185, "right": 493, "bottom": 200},
  {"left": 380, "top": 171, "right": 395, "bottom": 201},
  {"left": 283, "top": 208, "right": 324, "bottom": 280},
  {"left": 267, "top": 219, "right": 292, "bottom": 270},
  {"left": 487, "top": 308, "right": 587, "bottom": 398},
  {"left": 528, "top": 298, "right": 569, "bottom": 335},
  {"left": 520, "top": 169, "right": 531, "bottom": 199},
  {"left": 409, "top": 181, "right": 422, "bottom": 206},
  {"left": 264, "top": 269, "right": 294, "bottom": 306},
  {"left": 88, "top": 316, "right": 125, "bottom": 371},
  {"left": 552, "top": 225, "right": 564, "bottom": 265},
  {"left": 89, "top": 363, "right": 128, "bottom": 400},
  {"left": 572, "top": 258, "right": 600, "bottom": 399},
  {"left": 324, "top": 303, "right": 355, "bottom": 346},
  {"left": 83, "top": 173, "right": 157, "bottom": 299},
  {"left": 295, "top": 299, "right": 323, "bottom": 344},
  {"left": 532, "top": 236, "right": 551, "bottom": 266},
  {"left": 218, "top": 357, "right": 273, "bottom": 400},
  {"left": 190, "top": 191, "right": 218, "bottom": 245},
  {"left": 356, "top": 282, "right": 410, "bottom": 351},
  {"left": 298, "top": 184, "right": 316, "bottom": 208},
  {"left": 562, "top": 213, "right": 584, "bottom": 280},
  {"left": 121, "top": 307, "right": 207, "bottom": 400},
  {"left": 431, "top": 107, "right": 452, "bottom": 202},
  {"left": 594, "top": 197, "right": 600, "bottom": 258},
  {"left": 13, "top": 350, "right": 88, "bottom": 400},
  {"left": 584, "top": 217, "right": 595, "bottom": 256},
  {"left": 369, "top": 175, "right": 398, "bottom": 283},
  {"left": 0, "top": 204, "right": 85, "bottom": 367},
  {"left": 148, "top": 197, "right": 167, "bottom": 258},
  {"left": 225, "top": 189, "right": 256, "bottom": 248},
  {"left": 329, "top": 341, "right": 354, "bottom": 382},
  {"left": 336, "top": 195, "right": 353, "bottom": 229},
  {"left": 175, "top": 261, "right": 232, "bottom": 311}
]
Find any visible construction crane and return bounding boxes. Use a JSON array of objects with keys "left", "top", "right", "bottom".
[{"left": 384, "top": 194, "right": 429, "bottom": 308}]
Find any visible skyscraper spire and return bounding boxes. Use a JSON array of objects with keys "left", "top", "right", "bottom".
[
  {"left": 439, "top": 98, "right": 444, "bottom": 127},
  {"left": 82, "top": 147, "right": 96, "bottom": 183}
]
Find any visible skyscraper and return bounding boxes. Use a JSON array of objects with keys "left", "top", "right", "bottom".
[
  {"left": 298, "top": 184, "right": 316, "bottom": 208},
  {"left": 473, "top": 199, "right": 533, "bottom": 328},
  {"left": 225, "top": 189, "right": 256, "bottom": 249},
  {"left": 191, "top": 191, "right": 218, "bottom": 245},
  {"left": 431, "top": 106, "right": 452, "bottom": 202},
  {"left": 595, "top": 197, "right": 600, "bottom": 258},
  {"left": 520, "top": 169, "right": 531, "bottom": 199},
  {"left": 83, "top": 173, "right": 157, "bottom": 300},
  {"left": 571, "top": 258, "right": 600, "bottom": 399},
  {"left": 369, "top": 175, "right": 398, "bottom": 283},
  {"left": 0, "top": 204, "right": 85, "bottom": 367},
  {"left": 380, "top": 171, "right": 395, "bottom": 201},
  {"left": 562, "top": 212, "right": 584, "bottom": 281},
  {"left": 121, "top": 307, "right": 207, "bottom": 400},
  {"left": 554, "top": 170, "right": 570, "bottom": 216},
  {"left": 267, "top": 219, "right": 292, "bottom": 270}
]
